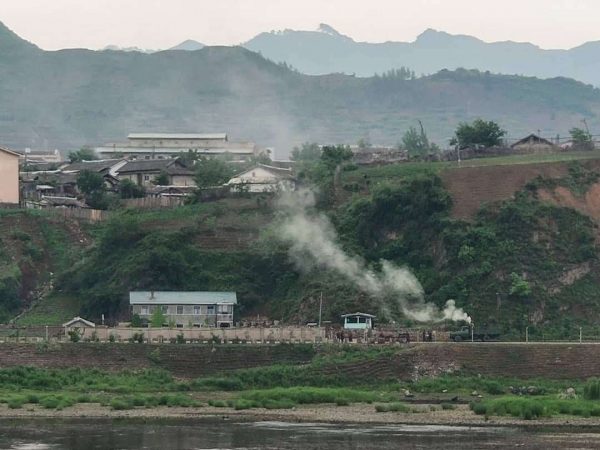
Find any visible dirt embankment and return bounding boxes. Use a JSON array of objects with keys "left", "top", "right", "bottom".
[
  {"left": 440, "top": 159, "right": 600, "bottom": 219},
  {"left": 315, "top": 343, "right": 600, "bottom": 382},
  {"left": 4, "top": 343, "right": 600, "bottom": 381},
  {"left": 0, "top": 343, "right": 316, "bottom": 378}
]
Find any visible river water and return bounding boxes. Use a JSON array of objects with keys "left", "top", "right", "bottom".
[{"left": 0, "top": 419, "right": 599, "bottom": 449}]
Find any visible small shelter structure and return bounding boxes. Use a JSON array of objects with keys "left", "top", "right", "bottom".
[
  {"left": 63, "top": 317, "right": 96, "bottom": 341},
  {"left": 341, "top": 312, "right": 375, "bottom": 330},
  {"left": 510, "top": 134, "right": 557, "bottom": 153}
]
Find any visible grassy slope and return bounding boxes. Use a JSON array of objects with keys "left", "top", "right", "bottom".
[{"left": 0, "top": 210, "right": 87, "bottom": 324}]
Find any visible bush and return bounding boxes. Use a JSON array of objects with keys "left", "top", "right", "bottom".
[
  {"left": 110, "top": 398, "right": 133, "bottom": 410},
  {"left": 233, "top": 399, "right": 258, "bottom": 410},
  {"left": 7, "top": 397, "right": 24, "bottom": 409},
  {"left": 40, "top": 395, "right": 74, "bottom": 410},
  {"left": 471, "top": 402, "right": 488, "bottom": 415},
  {"left": 26, "top": 393, "right": 40, "bottom": 404},
  {"left": 67, "top": 329, "right": 81, "bottom": 343},
  {"left": 483, "top": 381, "right": 504, "bottom": 395},
  {"left": 192, "top": 377, "right": 244, "bottom": 391},
  {"left": 165, "top": 394, "right": 193, "bottom": 407},
  {"left": 208, "top": 399, "right": 228, "bottom": 408},
  {"left": 131, "top": 332, "right": 144, "bottom": 343},
  {"left": 441, "top": 403, "right": 456, "bottom": 410},
  {"left": 584, "top": 378, "right": 600, "bottom": 400},
  {"left": 375, "top": 402, "right": 410, "bottom": 413}
]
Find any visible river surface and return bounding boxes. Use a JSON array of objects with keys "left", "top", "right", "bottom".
[{"left": 1, "top": 419, "right": 600, "bottom": 449}]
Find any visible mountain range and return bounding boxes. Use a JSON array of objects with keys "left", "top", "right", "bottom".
[
  {"left": 1, "top": 21, "right": 600, "bottom": 155},
  {"left": 244, "top": 24, "right": 600, "bottom": 86}
]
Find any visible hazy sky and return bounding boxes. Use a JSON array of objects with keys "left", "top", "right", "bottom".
[{"left": 2, "top": 0, "right": 600, "bottom": 50}]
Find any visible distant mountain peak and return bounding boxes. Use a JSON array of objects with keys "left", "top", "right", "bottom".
[
  {"left": 170, "top": 39, "right": 204, "bottom": 51},
  {"left": 317, "top": 23, "right": 342, "bottom": 36},
  {"left": 415, "top": 28, "right": 474, "bottom": 44},
  {"left": 0, "top": 20, "right": 39, "bottom": 53}
]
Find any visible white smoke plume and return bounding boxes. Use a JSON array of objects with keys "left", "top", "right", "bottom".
[{"left": 276, "top": 189, "right": 471, "bottom": 324}]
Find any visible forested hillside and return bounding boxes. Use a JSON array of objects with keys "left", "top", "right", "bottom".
[
  {"left": 8, "top": 155, "right": 600, "bottom": 339},
  {"left": 2, "top": 21, "right": 600, "bottom": 153}
]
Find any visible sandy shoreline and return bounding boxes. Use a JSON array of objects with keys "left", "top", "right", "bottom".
[{"left": 1, "top": 403, "right": 600, "bottom": 429}]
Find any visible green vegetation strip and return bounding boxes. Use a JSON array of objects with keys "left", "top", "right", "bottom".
[{"left": 471, "top": 397, "right": 600, "bottom": 420}]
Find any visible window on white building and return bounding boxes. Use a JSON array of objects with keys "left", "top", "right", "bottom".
[
  {"left": 141, "top": 305, "right": 149, "bottom": 315},
  {"left": 176, "top": 305, "right": 184, "bottom": 315},
  {"left": 194, "top": 305, "right": 201, "bottom": 315}
]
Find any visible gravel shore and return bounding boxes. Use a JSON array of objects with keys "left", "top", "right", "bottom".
[{"left": 1, "top": 403, "right": 600, "bottom": 428}]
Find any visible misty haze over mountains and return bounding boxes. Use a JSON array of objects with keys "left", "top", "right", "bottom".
[
  {"left": 243, "top": 24, "right": 600, "bottom": 86},
  {"left": 2, "top": 20, "right": 600, "bottom": 156}
]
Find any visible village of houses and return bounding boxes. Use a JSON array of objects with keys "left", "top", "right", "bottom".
[{"left": 0, "top": 130, "right": 587, "bottom": 345}]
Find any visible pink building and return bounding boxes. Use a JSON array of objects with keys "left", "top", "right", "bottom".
[{"left": 0, "top": 146, "right": 20, "bottom": 204}]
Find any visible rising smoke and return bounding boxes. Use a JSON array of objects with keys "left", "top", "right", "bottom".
[{"left": 276, "top": 189, "right": 471, "bottom": 324}]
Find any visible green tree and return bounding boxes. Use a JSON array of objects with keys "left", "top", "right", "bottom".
[
  {"left": 509, "top": 273, "right": 531, "bottom": 298},
  {"left": 357, "top": 138, "right": 371, "bottom": 149},
  {"left": 150, "top": 307, "right": 166, "bottom": 328},
  {"left": 379, "top": 67, "right": 415, "bottom": 80},
  {"left": 402, "top": 121, "right": 439, "bottom": 158},
  {"left": 291, "top": 142, "right": 321, "bottom": 161},
  {"left": 194, "top": 158, "right": 235, "bottom": 189},
  {"left": 130, "top": 314, "right": 142, "bottom": 328},
  {"left": 77, "top": 170, "right": 108, "bottom": 209},
  {"left": 450, "top": 119, "right": 506, "bottom": 149},
  {"left": 68, "top": 147, "right": 98, "bottom": 163},
  {"left": 153, "top": 170, "right": 170, "bottom": 186},
  {"left": 320, "top": 145, "right": 353, "bottom": 170},
  {"left": 176, "top": 150, "right": 201, "bottom": 167},
  {"left": 569, "top": 127, "right": 593, "bottom": 150},
  {"left": 119, "top": 179, "right": 146, "bottom": 199}
]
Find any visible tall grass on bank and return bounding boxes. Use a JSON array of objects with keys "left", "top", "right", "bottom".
[
  {"left": 236, "top": 387, "right": 396, "bottom": 410},
  {"left": 470, "top": 396, "right": 600, "bottom": 420},
  {"left": 0, "top": 392, "right": 199, "bottom": 410},
  {"left": 0, "top": 367, "right": 176, "bottom": 393}
]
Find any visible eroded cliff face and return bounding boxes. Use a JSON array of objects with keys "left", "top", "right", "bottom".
[{"left": 538, "top": 184, "right": 600, "bottom": 226}]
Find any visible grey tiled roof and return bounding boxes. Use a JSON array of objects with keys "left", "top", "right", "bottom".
[{"left": 129, "top": 291, "right": 237, "bottom": 305}]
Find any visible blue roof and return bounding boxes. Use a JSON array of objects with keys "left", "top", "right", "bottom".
[{"left": 129, "top": 291, "right": 237, "bottom": 305}]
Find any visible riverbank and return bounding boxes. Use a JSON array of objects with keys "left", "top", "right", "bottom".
[{"left": 2, "top": 403, "right": 600, "bottom": 429}]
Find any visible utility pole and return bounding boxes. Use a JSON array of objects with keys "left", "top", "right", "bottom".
[
  {"left": 582, "top": 118, "right": 590, "bottom": 135},
  {"left": 318, "top": 292, "right": 323, "bottom": 328}
]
